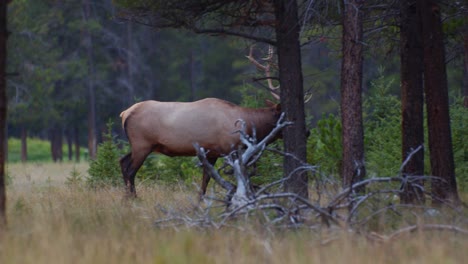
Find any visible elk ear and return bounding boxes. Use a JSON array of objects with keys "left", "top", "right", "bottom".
[{"left": 275, "top": 103, "right": 281, "bottom": 112}]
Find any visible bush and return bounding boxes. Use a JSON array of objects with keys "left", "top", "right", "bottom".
[
  {"left": 307, "top": 114, "right": 342, "bottom": 177},
  {"left": 450, "top": 98, "right": 468, "bottom": 191},
  {"left": 363, "top": 74, "right": 402, "bottom": 177},
  {"left": 136, "top": 155, "right": 200, "bottom": 185},
  {"left": 87, "top": 121, "right": 122, "bottom": 188},
  {"left": 66, "top": 166, "right": 84, "bottom": 189}
]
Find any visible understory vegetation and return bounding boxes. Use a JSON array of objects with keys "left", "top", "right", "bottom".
[{"left": 2, "top": 162, "right": 468, "bottom": 264}]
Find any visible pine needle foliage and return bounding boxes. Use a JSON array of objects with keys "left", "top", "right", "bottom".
[{"left": 87, "top": 121, "right": 122, "bottom": 188}]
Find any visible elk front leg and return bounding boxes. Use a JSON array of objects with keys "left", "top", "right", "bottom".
[{"left": 199, "top": 157, "right": 217, "bottom": 200}]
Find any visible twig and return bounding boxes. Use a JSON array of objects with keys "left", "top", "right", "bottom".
[
  {"left": 399, "top": 145, "right": 423, "bottom": 175},
  {"left": 386, "top": 224, "right": 468, "bottom": 241},
  {"left": 193, "top": 143, "right": 235, "bottom": 192}
]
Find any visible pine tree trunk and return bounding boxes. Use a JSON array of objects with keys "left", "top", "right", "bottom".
[
  {"left": 66, "top": 128, "right": 73, "bottom": 161},
  {"left": 50, "top": 127, "right": 63, "bottom": 162},
  {"left": 189, "top": 50, "right": 196, "bottom": 101},
  {"left": 56, "top": 128, "right": 63, "bottom": 162},
  {"left": 463, "top": 31, "right": 468, "bottom": 108},
  {"left": 126, "top": 22, "right": 134, "bottom": 105},
  {"left": 83, "top": 0, "right": 97, "bottom": 159},
  {"left": 21, "top": 126, "right": 27, "bottom": 163},
  {"left": 274, "top": 0, "right": 308, "bottom": 199},
  {"left": 419, "top": 0, "right": 460, "bottom": 205},
  {"left": 340, "top": 0, "right": 365, "bottom": 188},
  {"left": 50, "top": 128, "right": 57, "bottom": 162},
  {"left": 400, "top": 0, "right": 425, "bottom": 204},
  {"left": 0, "top": 0, "right": 8, "bottom": 227},
  {"left": 74, "top": 126, "right": 80, "bottom": 162}
]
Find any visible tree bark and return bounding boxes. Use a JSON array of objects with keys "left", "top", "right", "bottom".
[
  {"left": 57, "top": 128, "right": 63, "bottom": 162},
  {"left": 83, "top": 0, "right": 97, "bottom": 159},
  {"left": 399, "top": 0, "right": 425, "bottom": 204},
  {"left": 189, "top": 50, "right": 196, "bottom": 101},
  {"left": 0, "top": 0, "right": 7, "bottom": 227},
  {"left": 50, "top": 127, "right": 63, "bottom": 162},
  {"left": 464, "top": 31, "right": 468, "bottom": 108},
  {"left": 126, "top": 21, "right": 134, "bottom": 105},
  {"left": 419, "top": 0, "right": 460, "bottom": 205},
  {"left": 50, "top": 128, "right": 57, "bottom": 162},
  {"left": 340, "top": 0, "right": 365, "bottom": 188},
  {"left": 66, "top": 128, "right": 73, "bottom": 161},
  {"left": 74, "top": 126, "right": 80, "bottom": 162},
  {"left": 274, "top": 0, "right": 308, "bottom": 199},
  {"left": 21, "top": 126, "right": 27, "bottom": 163}
]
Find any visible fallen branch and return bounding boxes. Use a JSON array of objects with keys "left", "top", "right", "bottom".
[{"left": 364, "top": 224, "right": 468, "bottom": 243}]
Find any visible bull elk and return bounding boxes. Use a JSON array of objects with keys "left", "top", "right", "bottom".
[{"left": 119, "top": 98, "right": 282, "bottom": 197}]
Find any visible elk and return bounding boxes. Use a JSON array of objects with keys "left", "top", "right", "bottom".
[
  {"left": 120, "top": 45, "right": 296, "bottom": 198},
  {"left": 119, "top": 98, "right": 282, "bottom": 197}
]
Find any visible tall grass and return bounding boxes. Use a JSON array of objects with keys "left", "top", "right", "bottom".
[{"left": 1, "top": 163, "right": 467, "bottom": 264}]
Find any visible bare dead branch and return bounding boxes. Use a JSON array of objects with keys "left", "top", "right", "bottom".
[
  {"left": 399, "top": 145, "right": 424, "bottom": 175},
  {"left": 193, "top": 143, "right": 235, "bottom": 193},
  {"left": 386, "top": 224, "right": 468, "bottom": 241}
]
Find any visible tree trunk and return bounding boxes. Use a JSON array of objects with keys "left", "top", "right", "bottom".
[
  {"left": 50, "top": 127, "right": 59, "bottom": 162},
  {"left": 21, "top": 126, "right": 27, "bottom": 163},
  {"left": 83, "top": 0, "right": 97, "bottom": 159},
  {"left": 50, "top": 127, "right": 63, "bottom": 162},
  {"left": 66, "top": 128, "right": 73, "bottom": 161},
  {"left": 464, "top": 31, "right": 468, "bottom": 108},
  {"left": 189, "top": 50, "right": 196, "bottom": 101},
  {"left": 419, "top": 0, "right": 460, "bottom": 205},
  {"left": 399, "top": 0, "right": 425, "bottom": 204},
  {"left": 74, "top": 126, "right": 80, "bottom": 162},
  {"left": 57, "top": 128, "right": 63, "bottom": 162},
  {"left": 0, "top": 0, "right": 8, "bottom": 227},
  {"left": 126, "top": 21, "right": 134, "bottom": 105},
  {"left": 340, "top": 0, "right": 365, "bottom": 188},
  {"left": 50, "top": 128, "right": 56, "bottom": 162},
  {"left": 274, "top": 0, "right": 308, "bottom": 199}
]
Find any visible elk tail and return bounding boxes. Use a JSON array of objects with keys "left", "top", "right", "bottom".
[
  {"left": 120, "top": 102, "right": 143, "bottom": 138},
  {"left": 120, "top": 106, "right": 135, "bottom": 138}
]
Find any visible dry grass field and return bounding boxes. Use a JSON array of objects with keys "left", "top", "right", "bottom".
[{"left": 1, "top": 162, "right": 467, "bottom": 264}]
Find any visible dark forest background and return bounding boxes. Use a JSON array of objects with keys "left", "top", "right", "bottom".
[{"left": 6, "top": 1, "right": 464, "bottom": 159}]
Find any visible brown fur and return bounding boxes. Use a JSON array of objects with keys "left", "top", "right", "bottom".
[{"left": 120, "top": 98, "right": 281, "bottom": 197}]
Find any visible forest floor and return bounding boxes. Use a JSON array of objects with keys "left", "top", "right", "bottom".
[{"left": 1, "top": 162, "right": 467, "bottom": 264}]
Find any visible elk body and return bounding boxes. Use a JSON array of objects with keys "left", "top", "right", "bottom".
[{"left": 120, "top": 97, "right": 281, "bottom": 197}]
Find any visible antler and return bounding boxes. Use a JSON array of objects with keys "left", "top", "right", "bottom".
[
  {"left": 246, "top": 45, "right": 280, "bottom": 100},
  {"left": 246, "top": 45, "right": 313, "bottom": 103}
]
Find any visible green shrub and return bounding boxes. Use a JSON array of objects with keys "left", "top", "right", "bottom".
[
  {"left": 450, "top": 98, "right": 468, "bottom": 191},
  {"left": 66, "top": 166, "right": 84, "bottom": 189},
  {"left": 307, "top": 114, "right": 342, "bottom": 177},
  {"left": 251, "top": 141, "right": 284, "bottom": 185},
  {"left": 87, "top": 121, "right": 122, "bottom": 188},
  {"left": 363, "top": 74, "right": 402, "bottom": 177},
  {"left": 136, "top": 155, "right": 200, "bottom": 185}
]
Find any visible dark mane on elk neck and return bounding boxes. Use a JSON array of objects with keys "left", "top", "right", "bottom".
[{"left": 119, "top": 97, "right": 281, "bottom": 198}]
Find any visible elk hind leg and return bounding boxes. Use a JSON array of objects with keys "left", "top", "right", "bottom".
[
  {"left": 200, "top": 157, "right": 217, "bottom": 200},
  {"left": 120, "top": 149, "right": 151, "bottom": 198}
]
